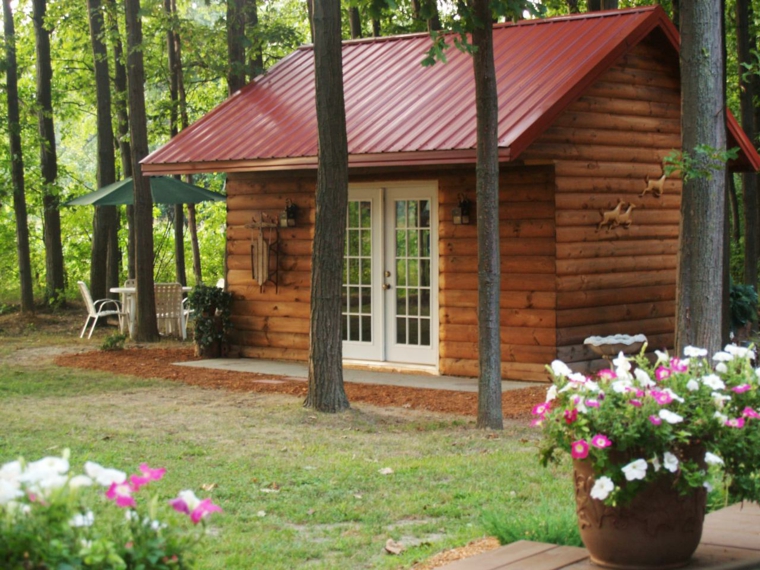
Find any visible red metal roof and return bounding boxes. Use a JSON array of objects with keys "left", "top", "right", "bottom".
[{"left": 142, "top": 6, "right": 760, "bottom": 174}]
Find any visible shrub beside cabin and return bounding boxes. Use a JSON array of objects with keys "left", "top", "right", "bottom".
[{"left": 143, "top": 6, "right": 760, "bottom": 382}]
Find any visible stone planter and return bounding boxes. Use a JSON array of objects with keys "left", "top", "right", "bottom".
[{"left": 573, "top": 459, "right": 706, "bottom": 569}]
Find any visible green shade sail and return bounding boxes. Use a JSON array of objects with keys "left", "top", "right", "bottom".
[{"left": 65, "top": 176, "right": 225, "bottom": 206}]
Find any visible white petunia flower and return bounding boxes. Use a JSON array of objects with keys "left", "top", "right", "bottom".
[
  {"left": 662, "top": 388, "right": 684, "bottom": 403},
  {"left": 705, "top": 452, "right": 724, "bottom": 465},
  {"left": 716, "top": 362, "right": 728, "bottom": 374},
  {"left": 583, "top": 380, "right": 601, "bottom": 393},
  {"left": 651, "top": 455, "right": 662, "bottom": 472},
  {"left": 686, "top": 379, "right": 700, "bottom": 392},
  {"left": 713, "top": 351, "right": 733, "bottom": 362},
  {"left": 684, "top": 346, "right": 708, "bottom": 358},
  {"left": 712, "top": 392, "right": 731, "bottom": 408},
  {"left": 0, "top": 461, "right": 23, "bottom": 483},
  {"left": 611, "top": 380, "right": 633, "bottom": 394},
  {"left": 177, "top": 489, "right": 201, "bottom": 511},
  {"left": 655, "top": 350, "right": 670, "bottom": 364},
  {"left": 69, "top": 511, "right": 95, "bottom": 528},
  {"left": 69, "top": 475, "right": 93, "bottom": 489},
  {"left": 613, "top": 352, "right": 631, "bottom": 371},
  {"left": 713, "top": 411, "right": 728, "bottom": 423},
  {"left": 590, "top": 476, "right": 615, "bottom": 501},
  {"left": 622, "top": 459, "right": 648, "bottom": 481},
  {"left": 0, "top": 479, "right": 23, "bottom": 505},
  {"left": 701, "top": 375, "right": 726, "bottom": 390},
  {"left": 568, "top": 372, "right": 588, "bottom": 384},
  {"left": 545, "top": 385, "right": 558, "bottom": 402},
  {"left": 550, "top": 360, "right": 573, "bottom": 378},
  {"left": 659, "top": 410, "right": 684, "bottom": 424},
  {"left": 634, "top": 368, "right": 656, "bottom": 388},
  {"left": 84, "top": 462, "right": 126, "bottom": 487},
  {"left": 663, "top": 452, "right": 679, "bottom": 473},
  {"left": 725, "top": 344, "right": 755, "bottom": 359},
  {"left": 19, "top": 457, "right": 69, "bottom": 485}
]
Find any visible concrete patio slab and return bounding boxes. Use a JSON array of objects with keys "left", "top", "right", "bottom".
[{"left": 174, "top": 359, "right": 537, "bottom": 393}]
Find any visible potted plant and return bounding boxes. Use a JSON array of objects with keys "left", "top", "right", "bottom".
[
  {"left": 534, "top": 345, "right": 760, "bottom": 569},
  {"left": 186, "top": 284, "right": 233, "bottom": 358}
]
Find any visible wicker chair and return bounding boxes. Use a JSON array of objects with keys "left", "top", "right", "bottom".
[
  {"left": 77, "top": 281, "right": 124, "bottom": 339},
  {"left": 154, "top": 282, "right": 187, "bottom": 340}
]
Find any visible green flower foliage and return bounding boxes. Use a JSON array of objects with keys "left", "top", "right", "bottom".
[{"left": 186, "top": 284, "right": 232, "bottom": 352}]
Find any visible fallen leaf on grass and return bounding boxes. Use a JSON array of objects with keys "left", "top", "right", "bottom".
[
  {"left": 257, "top": 510, "right": 266, "bottom": 517},
  {"left": 378, "top": 467, "right": 394, "bottom": 475},
  {"left": 201, "top": 483, "right": 217, "bottom": 491},
  {"left": 385, "top": 539, "right": 405, "bottom": 555}
]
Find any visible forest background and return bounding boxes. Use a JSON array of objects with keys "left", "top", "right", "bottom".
[{"left": 0, "top": 0, "right": 753, "bottom": 309}]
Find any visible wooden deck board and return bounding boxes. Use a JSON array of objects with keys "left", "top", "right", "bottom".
[{"left": 439, "top": 503, "right": 760, "bottom": 569}]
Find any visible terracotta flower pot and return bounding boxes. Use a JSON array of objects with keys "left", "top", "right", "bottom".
[{"left": 573, "top": 459, "right": 706, "bottom": 569}]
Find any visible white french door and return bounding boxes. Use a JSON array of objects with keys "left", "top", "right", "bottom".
[{"left": 342, "top": 182, "right": 438, "bottom": 366}]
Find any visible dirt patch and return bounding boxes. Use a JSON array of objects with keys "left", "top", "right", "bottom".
[
  {"left": 411, "top": 537, "right": 501, "bottom": 569},
  {"left": 55, "top": 347, "right": 545, "bottom": 419}
]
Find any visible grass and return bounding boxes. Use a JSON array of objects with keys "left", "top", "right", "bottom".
[
  {"left": 482, "top": 503, "right": 582, "bottom": 547},
  {"left": 0, "top": 334, "right": 573, "bottom": 569}
]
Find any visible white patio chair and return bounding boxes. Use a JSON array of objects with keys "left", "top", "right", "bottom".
[
  {"left": 154, "top": 282, "right": 187, "bottom": 340},
  {"left": 78, "top": 281, "right": 124, "bottom": 339}
]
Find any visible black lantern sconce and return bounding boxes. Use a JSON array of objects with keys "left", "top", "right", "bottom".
[
  {"left": 452, "top": 193, "right": 472, "bottom": 225},
  {"left": 279, "top": 199, "right": 298, "bottom": 228}
]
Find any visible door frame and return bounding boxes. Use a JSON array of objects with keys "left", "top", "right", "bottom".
[{"left": 343, "top": 180, "right": 439, "bottom": 370}]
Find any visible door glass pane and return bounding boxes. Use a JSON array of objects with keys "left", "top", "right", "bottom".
[
  {"left": 344, "top": 199, "right": 372, "bottom": 343},
  {"left": 393, "top": 199, "right": 432, "bottom": 347}
]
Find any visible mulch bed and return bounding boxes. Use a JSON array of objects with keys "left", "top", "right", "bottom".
[{"left": 55, "top": 347, "right": 546, "bottom": 420}]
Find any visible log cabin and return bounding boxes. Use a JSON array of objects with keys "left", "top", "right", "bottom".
[{"left": 142, "top": 6, "right": 760, "bottom": 382}]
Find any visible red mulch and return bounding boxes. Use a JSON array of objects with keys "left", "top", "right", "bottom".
[{"left": 55, "top": 347, "right": 546, "bottom": 419}]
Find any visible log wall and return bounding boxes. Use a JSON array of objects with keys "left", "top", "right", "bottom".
[
  {"left": 522, "top": 37, "right": 682, "bottom": 372},
  {"left": 224, "top": 165, "right": 556, "bottom": 381}
]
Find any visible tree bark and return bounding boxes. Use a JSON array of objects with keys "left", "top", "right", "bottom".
[
  {"left": 567, "top": 0, "right": 580, "bottom": 12},
  {"left": 738, "top": 0, "right": 758, "bottom": 290},
  {"left": 106, "top": 0, "right": 134, "bottom": 280},
  {"left": 729, "top": 174, "right": 741, "bottom": 245},
  {"left": 671, "top": 0, "right": 680, "bottom": 30},
  {"left": 125, "top": 0, "right": 159, "bottom": 341},
  {"left": 371, "top": 18, "right": 381, "bottom": 37},
  {"left": 587, "top": 0, "right": 601, "bottom": 10},
  {"left": 245, "top": 0, "right": 264, "bottom": 79},
  {"left": 32, "top": 0, "right": 66, "bottom": 305},
  {"left": 87, "top": 0, "right": 119, "bottom": 301},
  {"left": 187, "top": 203, "right": 203, "bottom": 283},
  {"left": 676, "top": 0, "right": 726, "bottom": 354},
  {"left": 3, "top": 0, "right": 34, "bottom": 314},
  {"left": 306, "top": 0, "right": 315, "bottom": 43},
  {"left": 471, "top": 0, "right": 503, "bottom": 430},
  {"left": 602, "top": 0, "right": 618, "bottom": 8},
  {"left": 348, "top": 7, "right": 361, "bottom": 38},
  {"left": 227, "top": 0, "right": 247, "bottom": 95},
  {"left": 305, "top": 0, "right": 350, "bottom": 413}
]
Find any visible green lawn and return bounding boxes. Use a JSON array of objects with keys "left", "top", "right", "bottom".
[{"left": 0, "top": 333, "right": 573, "bottom": 569}]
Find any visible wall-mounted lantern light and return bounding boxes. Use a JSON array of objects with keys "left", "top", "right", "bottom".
[
  {"left": 452, "top": 193, "right": 472, "bottom": 225},
  {"left": 279, "top": 199, "right": 298, "bottom": 228}
]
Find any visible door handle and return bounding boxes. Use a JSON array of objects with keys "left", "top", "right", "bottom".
[
  {"left": 384, "top": 271, "right": 392, "bottom": 278},
  {"left": 382, "top": 283, "right": 391, "bottom": 290}
]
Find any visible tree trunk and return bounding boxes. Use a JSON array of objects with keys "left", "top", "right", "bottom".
[
  {"left": 738, "top": 0, "right": 758, "bottom": 290},
  {"left": 371, "top": 18, "right": 381, "bottom": 37},
  {"left": 729, "top": 174, "right": 741, "bottom": 245},
  {"left": 567, "top": 0, "right": 580, "bottom": 12},
  {"left": 3, "top": 0, "right": 34, "bottom": 314},
  {"left": 187, "top": 203, "right": 202, "bottom": 283},
  {"left": 227, "top": 0, "right": 246, "bottom": 95},
  {"left": 88, "top": 0, "right": 119, "bottom": 301},
  {"left": 471, "top": 0, "right": 503, "bottom": 430},
  {"left": 348, "top": 7, "right": 361, "bottom": 38},
  {"left": 306, "top": 0, "right": 315, "bottom": 43},
  {"left": 676, "top": 0, "right": 726, "bottom": 354},
  {"left": 106, "top": 0, "right": 134, "bottom": 280},
  {"left": 32, "top": 0, "right": 65, "bottom": 305},
  {"left": 587, "top": 0, "right": 601, "bottom": 10},
  {"left": 245, "top": 0, "right": 264, "bottom": 79},
  {"left": 305, "top": 0, "right": 350, "bottom": 413},
  {"left": 602, "top": 0, "right": 618, "bottom": 8},
  {"left": 672, "top": 0, "right": 680, "bottom": 30},
  {"left": 125, "top": 0, "right": 159, "bottom": 341},
  {"left": 421, "top": 0, "right": 441, "bottom": 32}
]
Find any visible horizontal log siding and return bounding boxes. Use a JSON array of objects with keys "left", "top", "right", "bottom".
[
  {"left": 438, "top": 165, "right": 556, "bottom": 382},
  {"left": 225, "top": 166, "right": 555, "bottom": 381},
  {"left": 523, "top": 39, "right": 681, "bottom": 367},
  {"left": 225, "top": 173, "right": 316, "bottom": 360}
]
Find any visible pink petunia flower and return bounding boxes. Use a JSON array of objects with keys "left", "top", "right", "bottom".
[
  {"left": 106, "top": 482, "right": 136, "bottom": 508},
  {"left": 629, "top": 399, "right": 642, "bottom": 408},
  {"left": 725, "top": 417, "right": 746, "bottom": 428},
  {"left": 532, "top": 402, "right": 550, "bottom": 416},
  {"left": 655, "top": 366, "right": 672, "bottom": 381},
  {"left": 597, "top": 369, "right": 617, "bottom": 381},
  {"left": 169, "top": 497, "right": 189, "bottom": 514},
  {"left": 586, "top": 399, "right": 600, "bottom": 408},
  {"left": 732, "top": 384, "right": 752, "bottom": 394},
  {"left": 571, "top": 440, "right": 590, "bottom": 459},
  {"left": 670, "top": 358, "right": 689, "bottom": 373},
  {"left": 190, "top": 498, "right": 223, "bottom": 524},
  {"left": 649, "top": 415, "right": 662, "bottom": 426},
  {"left": 530, "top": 418, "right": 543, "bottom": 427},
  {"left": 742, "top": 407, "right": 760, "bottom": 419},
  {"left": 139, "top": 464, "right": 166, "bottom": 481},
  {"left": 129, "top": 474, "right": 152, "bottom": 491},
  {"left": 651, "top": 390, "right": 673, "bottom": 405},
  {"left": 564, "top": 409, "right": 578, "bottom": 424},
  {"left": 591, "top": 434, "right": 612, "bottom": 448}
]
